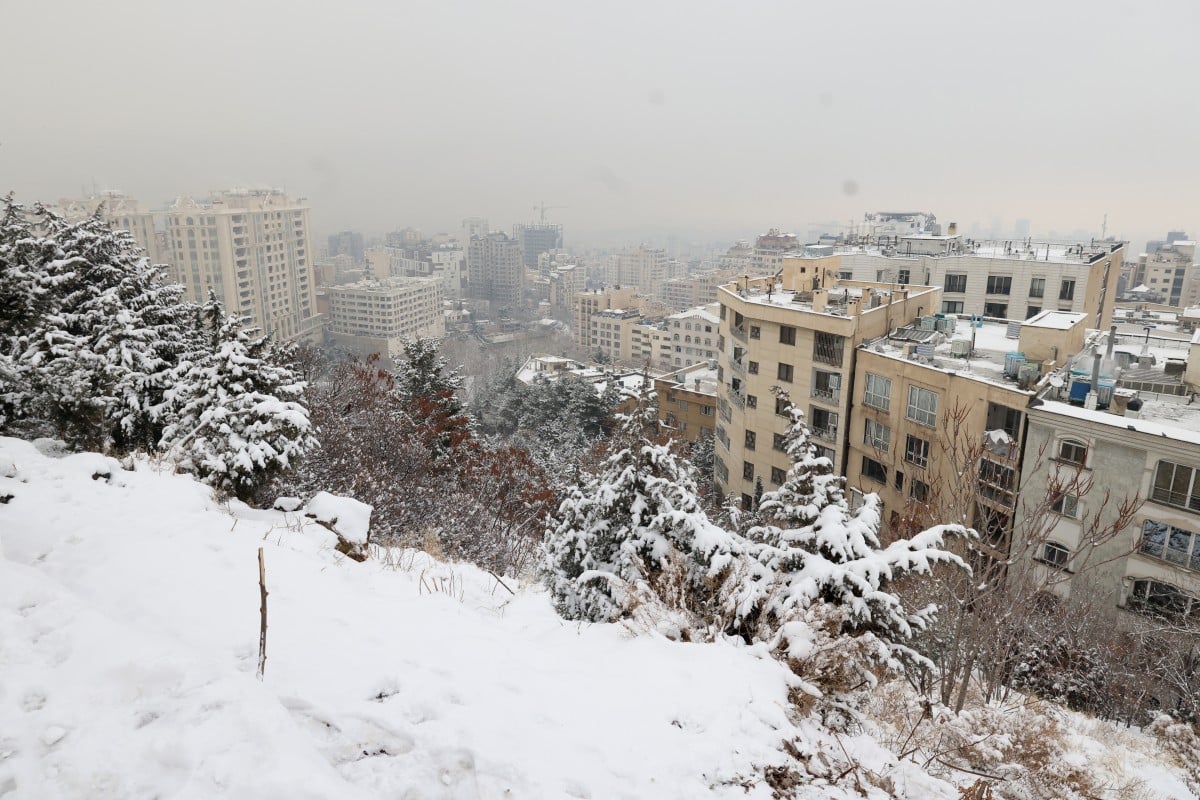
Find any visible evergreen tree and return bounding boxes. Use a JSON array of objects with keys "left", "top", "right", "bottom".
[
  {"left": 392, "top": 337, "right": 472, "bottom": 460},
  {"left": 1, "top": 200, "right": 193, "bottom": 449},
  {"left": 159, "top": 294, "right": 315, "bottom": 500},
  {"left": 744, "top": 391, "right": 966, "bottom": 663},
  {"left": 542, "top": 394, "right": 741, "bottom": 625}
]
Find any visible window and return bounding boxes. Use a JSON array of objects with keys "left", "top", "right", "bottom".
[
  {"left": 897, "top": 269, "right": 910, "bottom": 285},
  {"left": 700, "top": 405, "right": 713, "bottom": 416},
  {"left": 812, "top": 370, "right": 841, "bottom": 402},
  {"left": 813, "top": 332, "right": 845, "bottom": 366},
  {"left": 744, "top": 430, "right": 756, "bottom": 450},
  {"left": 777, "top": 362, "right": 793, "bottom": 382},
  {"left": 770, "top": 466, "right": 787, "bottom": 485},
  {"left": 906, "top": 385, "right": 938, "bottom": 427},
  {"left": 894, "top": 471, "right": 905, "bottom": 492},
  {"left": 1059, "top": 279, "right": 1076, "bottom": 301},
  {"left": 1051, "top": 492, "right": 1079, "bottom": 518},
  {"left": 910, "top": 479, "right": 930, "bottom": 503},
  {"left": 942, "top": 301, "right": 964, "bottom": 314},
  {"left": 1040, "top": 542, "right": 1070, "bottom": 569},
  {"left": 779, "top": 325, "right": 796, "bottom": 345},
  {"left": 812, "top": 444, "right": 835, "bottom": 463},
  {"left": 862, "top": 456, "right": 887, "bottom": 484},
  {"left": 748, "top": 360, "right": 759, "bottom": 374},
  {"left": 746, "top": 394, "right": 757, "bottom": 409},
  {"left": 864, "top": 373, "right": 892, "bottom": 411},
  {"left": 775, "top": 397, "right": 789, "bottom": 417},
  {"left": 1058, "top": 439, "right": 1087, "bottom": 466},
  {"left": 944, "top": 274, "right": 967, "bottom": 293},
  {"left": 1129, "top": 579, "right": 1200, "bottom": 620},
  {"left": 904, "top": 434, "right": 930, "bottom": 469},
  {"left": 749, "top": 325, "right": 761, "bottom": 339},
  {"left": 864, "top": 419, "right": 890, "bottom": 452},
  {"left": 810, "top": 408, "right": 838, "bottom": 441},
  {"left": 677, "top": 399, "right": 688, "bottom": 411},
  {"left": 983, "top": 302, "right": 1008, "bottom": 318},
  {"left": 742, "top": 493, "right": 754, "bottom": 510},
  {"left": 979, "top": 459, "right": 1016, "bottom": 506},
  {"left": 1025, "top": 305, "right": 1041, "bottom": 319},
  {"left": 773, "top": 433, "right": 787, "bottom": 451},
  {"left": 986, "top": 275, "right": 1012, "bottom": 295},
  {"left": 1029, "top": 277, "right": 1045, "bottom": 298},
  {"left": 715, "top": 457, "right": 729, "bottom": 483},
  {"left": 1152, "top": 461, "right": 1200, "bottom": 511},
  {"left": 743, "top": 461, "right": 755, "bottom": 480},
  {"left": 1139, "top": 520, "right": 1200, "bottom": 571}
]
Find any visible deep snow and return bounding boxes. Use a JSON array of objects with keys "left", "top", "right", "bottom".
[{"left": 0, "top": 436, "right": 1194, "bottom": 799}]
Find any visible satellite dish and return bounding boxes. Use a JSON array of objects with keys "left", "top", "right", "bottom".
[{"left": 1049, "top": 375, "right": 1065, "bottom": 388}]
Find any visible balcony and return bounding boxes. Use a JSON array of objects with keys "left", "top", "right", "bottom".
[
  {"left": 811, "top": 386, "right": 840, "bottom": 404},
  {"left": 811, "top": 426, "right": 838, "bottom": 443}
]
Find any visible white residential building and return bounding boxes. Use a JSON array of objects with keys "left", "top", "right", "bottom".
[{"left": 325, "top": 277, "right": 443, "bottom": 360}]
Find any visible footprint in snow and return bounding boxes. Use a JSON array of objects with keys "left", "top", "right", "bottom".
[
  {"left": 40, "top": 726, "right": 67, "bottom": 747},
  {"left": 21, "top": 691, "right": 46, "bottom": 712}
]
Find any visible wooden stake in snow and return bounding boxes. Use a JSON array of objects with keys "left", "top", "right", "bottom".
[{"left": 257, "top": 547, "right": 268, "bottom": 679}]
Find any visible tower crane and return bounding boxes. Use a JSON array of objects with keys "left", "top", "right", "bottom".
[{"left": 533, "top": 202, "right": 567, "bottom": 224}]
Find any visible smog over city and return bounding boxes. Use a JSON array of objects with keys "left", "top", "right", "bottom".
[
  {"left": 2, "top": 0, "right": 1197, "bottom": 247},
  {"left": 5, "top": 2, "right": 1200, "bottom": 799}
]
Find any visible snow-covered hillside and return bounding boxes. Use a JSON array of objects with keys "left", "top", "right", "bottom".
[{"left": 0, "top": 436, "right": 1195, "bottom": 799}]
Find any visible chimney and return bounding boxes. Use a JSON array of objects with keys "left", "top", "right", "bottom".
[
  {"left": 1085, "top": 353, "right": 1101, "bottom": 410},
  {"left": 948, "top": 222, "right": 958, "bottom": 235},
  {"left": 693, "top": 378, "right": 701, "bottom": 391},
  {"left": 1106, "top": 324, "right": 1116, "bottom": 360}
]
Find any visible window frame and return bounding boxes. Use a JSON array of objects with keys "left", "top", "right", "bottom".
[
  {"left": 776, "top": 362, "right": 794, "bottom": 382},
  {"left": 864, "top": 373, "right": 892, "bottom": 411},
  {"left": 779, "top": 325, "right": 796, "bottom": 345},
  {"left": 1040, "top": 541, "right": 1070, "bottom": 569},
  {"left": 905, "top": 385, "right": 938, "bottom": 428},
  {"left": 1057, "top": 439, "right": 1088, "bottom": 467},
  {"left": 944, "top": 273, "right": 967, "bottom": 293},
  {"left": 862, "top": 455, "right": 887, "bottom": 484},
  {"left": 986, "top": 274, "right": 1012, "bottom": 295},
  {"left": 1151, "top": 460, "right": 1200, "bottom": 511},
  {"left": 904, "top": 434, "right": 930, "bottom": 469},
  {"left": 864, "top": 418, "right": 890, "bottom": 452},
  {"left": 1051, "top": 492, "right": 1079, "bottom": 518}
]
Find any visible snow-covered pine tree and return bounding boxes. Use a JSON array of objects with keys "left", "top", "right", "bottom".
[
  {"left": 3, "top": 201, "right": 194, "bottom": 450},
  {"left": 391, "top": 337, "right": 473, "bottom": 461},
  {"left": 0, "top": 196, "right": 54, "bottom": 426},
  {"left": 744, "top": 390, "right": 966, "bottom": 668},
  {"left": 542, "top": 391, "right": 744, "bottom": 630},
  {"left": 159, "top": 293, "right": 315, "bottom": 501}
]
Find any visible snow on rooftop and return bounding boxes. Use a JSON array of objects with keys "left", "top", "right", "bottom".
[
  {"left": 1036, "top": 399, "right": 1200, "bottom": 444},
  {"left": 1024, "top": 310, "right": 1087, "bottom": 330},
  {"left": 869, "top": 319, "right": 1032, "bottom": 391}
]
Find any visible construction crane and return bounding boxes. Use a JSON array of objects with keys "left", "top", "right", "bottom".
[{"left": 533, "top": 202, "right": 567, "bottom": 224}]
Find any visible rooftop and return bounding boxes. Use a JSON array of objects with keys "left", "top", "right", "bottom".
[
  {"left": 790, "top": 237, "right": 1123, "bottom": 266},
  {"left": 659, "top": 365, "right": 719, "bottom": 396},
  {"left": 865, "top": 317, "right": 1037, "bottom": 392}
]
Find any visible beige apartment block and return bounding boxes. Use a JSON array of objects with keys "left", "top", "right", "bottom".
[
  {"left": 815, "top": 234, "right": 1123, "bottom": 328},
  {"left": 713, "top": 276, "right": 942, "bottom": 505},
  {"left": 1131, "top": 240, "right": 1197, "bottom": 307},
  {"left": 163, "top": 189, "right": 320, "bottom": 343},
  {"left": 575, "top": 286, "right": 643, "bottom": 349},
  {"left": 549, "top": 264, "right": 582, "bottom": 313},
  {"left": 655, "top": 363, "right": 718, "bottom": 442},
  {"left": 325, "top": 277, "right": 443, "bottom": 362},
  {"left": 55, "top": 191, "right": 164, "bottom": 267},
  {"left": 843, "top": 311, "right": 1085, "bottom": 545},
  {"left": 662, "top": 270, "right": 736, "bottom": 310},
  {"left": 606, "top": 246, "right": 670, "bottom": 300}
]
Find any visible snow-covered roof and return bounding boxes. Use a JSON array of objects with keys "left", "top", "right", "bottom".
[{"left": 1023, "top": 310, "right": 1087, "bottom": 330}]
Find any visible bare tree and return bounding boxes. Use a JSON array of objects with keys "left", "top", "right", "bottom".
[{"left": 897, "top": 401, "right": 1143, "bottom": 713}]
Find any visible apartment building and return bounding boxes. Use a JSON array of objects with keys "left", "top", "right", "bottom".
[
  {"left": 816, "top": 231, "right": 1123, "bottom": 328},
  {"left": 1129, "top": 238, "right": 1197, "bottom": 307},
  {"left": 662, "top": 270, "right": 736, "bottom": 310},
  {"left": 325, "top": 276, "right": 443, "bottom": 361},
  {"left": 656, "top": 363, "right": 718, "bottom": 442},
  {"left": 514, "top": 223, "right": 564, "bottom": 269},
  {"left": 467, "top": 231, "right": 525, "bottom": 309},
  {"left": 844, "top": 310, "right": 1086, "bottom": 543},
  {"left": 1017, "top": 327, "right": 1200, "bottom": 618},
  {"left": 588, "top": 309, "right": 662, "bottom": 366},
  {"left": 549, "top": 264, "right": 582, "bottom": 313},
  {"left": 163, "top": 189, "right": 320, "bottom": 343},
  {"left": 752, "top": 229, "right": 800, "bottom": 273},
  {"left": 55, "top": 191, "right": 164, "bottom": 266},
  {"left": 658, "top": 305, "right": 720, "bottom": 371},
  {"left": 713, "top": 272, "right": 941, "bottom": 505},
  {"left": 575, "top": 286, "right": 643, "bottom": 350},
  {"left": 613, "top": 246, "right": 670, "bottom": 300}
]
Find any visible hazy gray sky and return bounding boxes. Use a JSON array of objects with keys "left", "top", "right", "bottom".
[{"left": 2, "top": 0, "right": 1196, "bottom": 246}]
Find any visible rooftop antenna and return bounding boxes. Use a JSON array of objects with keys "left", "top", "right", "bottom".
[{"left": 1101, "top": 213, "right": 1108, "bottom": 240}]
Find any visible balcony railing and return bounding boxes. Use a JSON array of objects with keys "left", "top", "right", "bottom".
[
  {"left": 811, "top": 386, "right": 840, "bottom": 403},
  {"left": 811, "top": 426, "right": 838, "bottom": 442}
]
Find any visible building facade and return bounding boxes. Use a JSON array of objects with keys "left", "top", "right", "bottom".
[
  {"left": 714, "top": 272, "right": 941, "bottom": 505},
  {"left": 163, "top": 189, "right": 320, "bottom": 343},
  {"left": 325, "top": 277, "right": 443, "bottom": 361},
  {"left": 655, "top": 363, "right": 718, "bottom": 442},
  {"left": 467, "top": 232, "right": 525, "bottom": 309},
  {"left": 55, "top": 191, "right": 164, "bottom": 267},
  {"left": 514, "top": 223, "right": 564, "bottom": 269}
]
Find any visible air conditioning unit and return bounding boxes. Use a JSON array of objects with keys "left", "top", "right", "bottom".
[{"left": 950, "top": 338, "right": 972, "bottom": 357}]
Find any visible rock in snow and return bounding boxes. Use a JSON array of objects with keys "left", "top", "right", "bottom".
[{"left": 304, "top": 491, "right": 373, "bottom": 544}]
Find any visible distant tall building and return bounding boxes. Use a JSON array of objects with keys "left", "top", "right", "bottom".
[
  {"left": 461, "top": 217, "right": 489, "bottom": 243},
  {"left": 514, "top": 223, "right": 564, "bottom": 269},
  {"left": 163, "top": 189, "right": 320, "bottom": 343},
  {"left": 615, "top": 246, "right": 670, "bottom": 299},
  {"left": 327, "top": 230, "right": 364, "bottom": 263},
  {"left": 55, "top": 191, "right": 164, "bottom": 266},
  {"left": 467, "top": 231, "right": 525, "bottom": 308}
]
